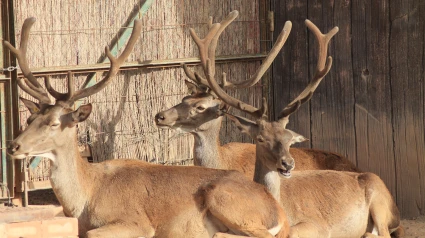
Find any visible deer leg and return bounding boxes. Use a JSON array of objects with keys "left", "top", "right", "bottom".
[
  {"left": 85, "top": 222, "right": 155, "bottom": 238},
  {"left": 363, "top": 197, "right": 392, "bottom": 237},
  {"left": 289, "top": 222, "right": 330, "bottom": 238},
  {"left": 203, "top": 181, "right": 284, "bottom": 238},
  {"left": 207, "top": 211, "right": 274, "bottom": 238},
  {"left": 361, "top": 209, "right": 391, "bottom": 238},
  {"left": 213, "top": 231, "right": 272, "bottom": 238}
]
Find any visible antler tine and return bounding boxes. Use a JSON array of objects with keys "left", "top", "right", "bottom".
[
  {"left": 205, "top": 59, "right": 266, "bottom": 119},
  {"left": 4, "top": 17, "right": 52, "bottom": 104},
  {"left": 207, "top": 10, "right": 239, "bottom": 78},
  {"left": 44, "top": 75, "right": 67, "bottom": 100},
  {"left": 222, "top": 21, "right": 293, "bottom": 89},
  {"left": 66, "top": 71, "right": 75, "bottom": 100},
  {"left": 204, "top": 18, "right": 292, "bottom": 119},
  {"left": 182, "top": 11, "right": 238, "bottom": 87},
  {"left": 278, "top": 20, "right": 338, "bottom": 121},
  {"left": 182, "top": 23, "right": 220, "bottom": 86},
  {"left": 65, "top": 19, "right": 143, "bottom": 105}
]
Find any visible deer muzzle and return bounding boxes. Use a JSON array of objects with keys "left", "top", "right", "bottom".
[
  {"left": 155, "top": 109, "right": 178, "bottom": 128},
  {"left": 277, "top": 157, "right": 295, "bottom": 178},
  {"left": 7, "top": 141, "right": 27, "bottom": 159}
]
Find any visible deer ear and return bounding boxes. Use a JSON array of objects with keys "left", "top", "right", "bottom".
[
  {"left": 226, "top": 114, "right": 259, "bottom": 138},
  {"left": 287, "top": 129, "right": 308, "bottom": 144},
  {"left": 185, "top": 80, "right": 201, "bottom": 95},
  {"left": 20, "top": 97, "right": 40, "bottom": 114},
  {"left": 72, "top": 104, "right": 92, "bottom": 123}
]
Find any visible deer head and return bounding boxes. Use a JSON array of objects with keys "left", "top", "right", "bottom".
[
  {"left": 155, "top": 10, "right": 291, "bottom": 134},
  {"left": 155, "top": 80, "right": 228, "bottom": 133},
  {"left": 6, "top": 17, "right": 142, "bottom": 161},
  {"left": 204, "top": 19, "right": 338, "bottom": 178}
]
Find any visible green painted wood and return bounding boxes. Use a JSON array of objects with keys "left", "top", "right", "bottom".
[
  {"left": 29, "top": 157, "right": 42, "bottom": 170},
  {"left": 1, "top": 83, "right": 6, "bottom": 184},
  {"left": 77, "top": 0, "right": 156, "bottom": 103}
]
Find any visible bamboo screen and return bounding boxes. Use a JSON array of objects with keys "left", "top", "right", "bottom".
[{"left": 13, "top": 0, "right": 263, "bottom": 182}]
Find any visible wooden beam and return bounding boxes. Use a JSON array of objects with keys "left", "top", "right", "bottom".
[{"left": 17, "top": 54, "right": 267, "bottom": 77}]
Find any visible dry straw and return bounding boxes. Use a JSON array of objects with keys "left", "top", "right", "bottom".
[{"left": 14, "top": 0, "right": 263, "bottom": 181}]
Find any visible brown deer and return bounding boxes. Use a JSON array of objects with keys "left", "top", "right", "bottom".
[
  {"left": 155, "top": 11, "right": 358, "bottom": 179},
  {"left": 5, "top": 17, "right": 290, "bottom": 238},
  {"left": 201, "top": 11, "right": 403, "bottom": 237}
]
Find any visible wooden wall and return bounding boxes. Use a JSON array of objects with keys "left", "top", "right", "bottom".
[{"left": 272, "top": 0, "right": 425, "bottom": 218}]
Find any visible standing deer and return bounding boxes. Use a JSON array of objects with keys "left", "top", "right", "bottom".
[
  {"left": 199, "top": 11, "right": 403, "bottom": 237},
  {"left": 6, "top": 17, "right": 290, "bottom": 238},
  {"left": 155, "top": 12, "right": 358, "bottom": 179}
]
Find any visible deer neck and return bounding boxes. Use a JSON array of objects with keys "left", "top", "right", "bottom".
[
  {"left": 48, "top": 132, "right": 94, "bottom": 218},
  {"left": 191, "top": 117, "right": 223, "bottom": 169},
  {"left": 253, "top": 146, "right": 281, "bottom": 202}
]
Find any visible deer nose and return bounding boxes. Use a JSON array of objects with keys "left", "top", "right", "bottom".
[
  {"left": 281, "top": 159, "right": 295, "bottom": 170},
  {"left": 7, "top": 141, "right": 21, "bottom": 154},
  {"left": 155, "top": 112, "right": 165, "bottom": 123}
]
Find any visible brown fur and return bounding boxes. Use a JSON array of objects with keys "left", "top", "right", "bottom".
[
  {"left": 155, "top": 92, "right": 359, "bottom": 179},
  {"left": 220, "top": 143, "right": 360, "bottom": 179},
  {"left": 156, "top": 13, "right": 403, "bottom": 236},
  {"left": 8, "top": 103, "right": 289, "bottom": 238},
  {"left": 224, "top": 115, "right": 404, "bottom": 237},
  {"left": 279, "top": 171, "right": 401, "bottom": 237}
]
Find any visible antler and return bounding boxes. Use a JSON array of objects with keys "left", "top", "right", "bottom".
[
  {"left": 220, "top": 21, "right": 292, "bottom": 89},
  {"left": 4, "top": 17, "right": 52, "bottom": 104},
  {"left": 203, "top": 20, "right": 292, "bottom": 118},
  {"left": 183, "top": 11, "right": 292, "bottom": 93},
  {"left": 182, "top": 11, "right": 238, "bottom": 87},
  {"left": 5, "top": 17, "right": 142, "bottom": 107},
  {"left": 63, "top": 19, "right": 142, "bottom": 106},
  {"left": 277, "top": 20, "right": 339, "bottom": 123}
]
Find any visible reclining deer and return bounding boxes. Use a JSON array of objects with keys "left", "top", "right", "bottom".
[
  {"left": 6, "top": 17, "right": 290, "bottom": 238},
  {"left": 161, "top": 11, "right": 403, "bottom": 237},
  {"left": 155, "top": 12, "right": 358, "bottom": 178}
]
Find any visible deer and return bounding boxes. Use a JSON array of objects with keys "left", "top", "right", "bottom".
[
  {"left": 5, "top": 17, "right": 290, "bottom": 238},
  {"left": 196, "top": 11, "right": 403, "bottom": 238},
  {"left": 155, "top": 11, "right": 358, "bottom": 179}
]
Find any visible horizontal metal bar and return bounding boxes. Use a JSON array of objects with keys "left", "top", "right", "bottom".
[{"left": 17, "top": 54, "right": 267, "bottom": 77}]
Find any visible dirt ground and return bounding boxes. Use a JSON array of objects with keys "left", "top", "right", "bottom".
[
  {"left": 26, "top": 189, "right": 425, "bottom": 237},
  {"left": 402, "top": 215, "right": 425, "bottom": 238}
]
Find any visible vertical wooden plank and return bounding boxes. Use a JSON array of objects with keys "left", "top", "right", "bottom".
[
  {"left": 308, "top": 0, "right": 357, "bottom": 163},
  {"left": 272, "top": 0, "right": 311, "bottom": 144},
  {"left": 390, "top": 0, "right": 425, "bottom": 218},
  {"left": 352, "top": 0, "right": 396, "bottom": 199},
  {"left": 422, "top": 1, "right": 425, "bottom": 217},
  {"left": 271, "top": 0, "right": 425, "bottom": 218}
]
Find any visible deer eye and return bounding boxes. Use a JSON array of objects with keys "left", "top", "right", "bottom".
[
  {"left": 50, "top": 121, "right": 60, "bottom": 127},
  {"left": 196, "top": 106, "right": 206, "bottom": 111}
]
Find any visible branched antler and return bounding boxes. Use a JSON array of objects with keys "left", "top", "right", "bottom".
[
  {"left": 183, "top": 11, "right": 292, "bottom": 93},
  {"left": 202, "top": 19, "right": 292, "bottom": 118},
  {"left": 4, "top": 17, "right": 143, "bottom": 107},
  {"left": 64, "top": 20, "right": 142, "bottom": 106},
  {"left": 182, "top": 11, "right": 238, "bottom": 87},
  {"left": 277, "top": 20, "right": 339, "bottom": 123},
  {"left": 4, "top": 17, "right": 52, "bottom": 104},
  {"left": 205, "top": 19, "right": 338, "bottom": 122},
  {"left": 184, "top": 11, "right": 292, "bottom": 118}
]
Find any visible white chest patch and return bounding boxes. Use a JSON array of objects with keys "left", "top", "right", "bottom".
[{"left": 268, "top": 224, "right": 282, "bottom": 236}]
